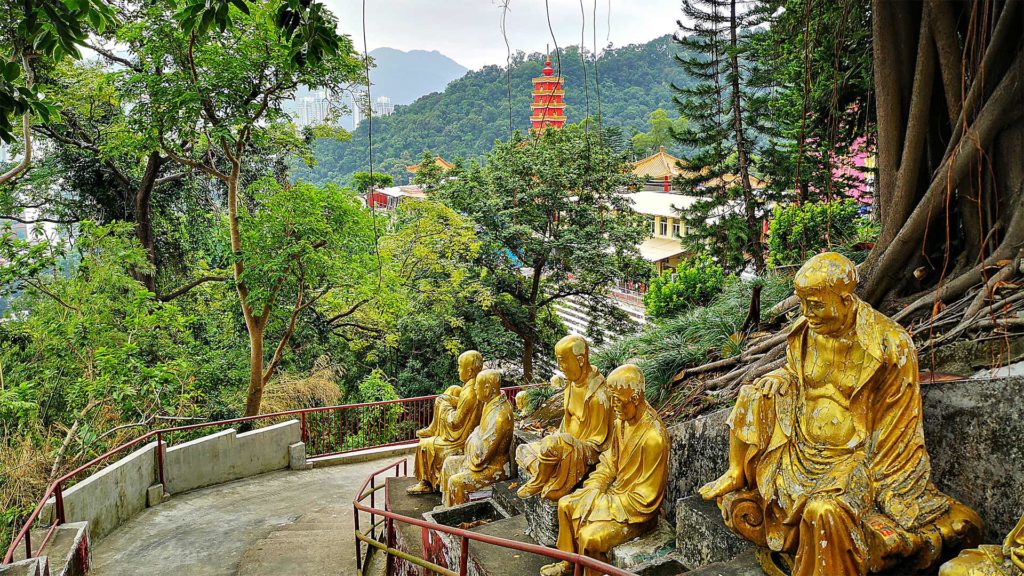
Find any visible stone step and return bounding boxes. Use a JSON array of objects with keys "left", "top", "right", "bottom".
[
  {"left": 11, "top": 522, "right": 88, "bottom": 576},
  {"left": 0, "top": 558, "right": 47, "bottom": 576},
  {"left": 682, "top": 550, "right": 764, "bottom": 576},
  {"left": 675, "top": 495, "right": 752, "bottom": 569}
]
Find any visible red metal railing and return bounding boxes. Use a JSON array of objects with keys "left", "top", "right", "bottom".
[
  {"left": 352, "top": 459, "right": 638, "bottom": 576},
  {"left": 4, "top": 385, "right": 530, "bottom": 565}
]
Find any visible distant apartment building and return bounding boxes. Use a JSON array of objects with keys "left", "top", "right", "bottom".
[{"left": 352, "top": 94, "right": 395, "bottom": 127}]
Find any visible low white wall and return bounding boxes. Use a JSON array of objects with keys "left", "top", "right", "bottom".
[
  {"left": 42, "top": 442, "right": 157, "bottom": 541},
  {"left": 162, "top": 420, "right": 301, "bottom": 495}
]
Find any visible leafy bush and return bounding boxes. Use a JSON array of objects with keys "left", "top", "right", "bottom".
[
  {"left": 643, "top": 257, "right": 725, "bottom": 320},
  {"left": 766, "top": 199, "right": 863, "bottom": 267},
  {"left": 595, "top": 275, "right": 792, "bottom": 401}
]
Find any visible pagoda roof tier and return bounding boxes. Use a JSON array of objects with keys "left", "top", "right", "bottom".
[
  {"left": 530, "top": 102, "right": 566, "bottom": 108},
  {"left": 532, "top": 76, "right": 565, "bottom": 83},
  {"left": 530, "top": 89, "right": 565, "bottom": 96},
  {"left": 529, "top": 114, "right": 566, "bottom": 122}
]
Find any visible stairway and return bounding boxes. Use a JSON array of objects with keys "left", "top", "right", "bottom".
[{"left": 235, "top": 504, "right": 355, "bottom": 576}]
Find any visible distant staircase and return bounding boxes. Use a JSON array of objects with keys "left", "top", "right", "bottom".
[{"left": 236, "top": 504, "right": 353, "bottom": 576}]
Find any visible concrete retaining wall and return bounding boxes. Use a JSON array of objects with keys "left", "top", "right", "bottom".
[
  {"left": 42, "top": 443, "right": 157, "bottom": 541},
  {"left": 163, "top": 420, "right": 301, "bottom": 495}
]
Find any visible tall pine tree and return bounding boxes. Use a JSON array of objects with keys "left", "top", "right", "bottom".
[{"left": 673, "top": 0, "right": 777, "bottom": 273}]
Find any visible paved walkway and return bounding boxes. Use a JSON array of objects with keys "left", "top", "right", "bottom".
[{"left": 90, "top": 455, "right": 410, "bottom": 576}]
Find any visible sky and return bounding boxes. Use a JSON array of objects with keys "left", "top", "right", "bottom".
[{"left": 325, "top": 0, "right": 684, "bottom": 70}]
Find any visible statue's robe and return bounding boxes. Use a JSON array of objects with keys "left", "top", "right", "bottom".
[
  {"left": 413, "top": 379, "right": 481, "bottom": 487},
  {"left": 940, "top": 514, "right": 1024, "bottom": 576},
  {"left": 517, "top": 367, "right": 612, "bottom": 499},
  {"left": 555, "top": 404, "right": 668, "bottom": 576},
  {"left": 721, "top": 298, "right": 980, "bottom": 576},
  {"left": 440, "top": 394, "right": 514, "bottom": 506}
]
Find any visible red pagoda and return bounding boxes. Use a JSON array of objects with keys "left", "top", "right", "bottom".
[{"left": 530, "top": 56, "right": 566, "bottom": 132}]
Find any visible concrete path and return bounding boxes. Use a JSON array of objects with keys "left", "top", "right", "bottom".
[{"left": 90, "top": 455, "right": 410, "bottom": 576}]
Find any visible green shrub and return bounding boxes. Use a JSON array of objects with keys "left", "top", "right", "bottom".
[
  {"left": 766, "top": 199, "right": 863, "bottom": 267},
  {"left": 643, "top": 257, "right": 725, "bottom": 320}
]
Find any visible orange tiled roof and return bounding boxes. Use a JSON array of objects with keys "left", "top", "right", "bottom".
[{"left": 406, "top": 156, "right": 455, "bottom": 174}]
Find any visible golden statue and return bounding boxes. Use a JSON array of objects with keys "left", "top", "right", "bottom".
[
  {"left": 439, "top": 369, "right": 515, "bottom": 506},
  {"left": 516, "top": 334, "right": 613, "bottom": 500},
  {"left": 940, "top": 514, "right": 1024, "bottom": 576},
  {"left": 407, "top": 350, "right": 484, "bottom": 495},
  {"left": 699, "top": 252, "right": 981, "bottom": 576},
  {"left": 540, "top": 364, "right": 669, "bottom": 576}
]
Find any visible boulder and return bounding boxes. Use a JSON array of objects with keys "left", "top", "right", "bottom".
[
  {"left": 520, "top": 493, "right": 560, "bottom": 547},
  {"left": 675, "top": 496, "right": 752, "bottom": 568},
  {"left": 663, "top": 408, "right": 731, "bottom": 521},
  {"left": 608, "top": 518, "right": 676, "bottom": 570}
]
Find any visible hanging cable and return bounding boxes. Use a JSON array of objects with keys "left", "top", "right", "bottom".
[
  {"left": 578, "top": 0, "right": 593, "bottom": 168},
  {"left": 362, "top": 0, "right": 382, "bottom": 288},
  {"left": 500, "top": 0, "right": 514, "bottom": 138},
  {"left": 592, "top": 0, "right": 604, "bottom": 143}
]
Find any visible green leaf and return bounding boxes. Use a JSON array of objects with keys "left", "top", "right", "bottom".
[{"left": 2, "top": 62, "right": 20, "bottom": 82}]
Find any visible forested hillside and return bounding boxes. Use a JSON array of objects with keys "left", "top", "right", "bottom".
[{"left": 294, "top": 34, "right": 690, "bottom": 184}]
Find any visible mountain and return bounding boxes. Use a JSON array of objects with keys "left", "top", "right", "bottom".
[
  {"left": 294, "top": 35, "right": 695, "bottom": 185},
  {"left": 367, "top": 47, "right": 469, "bottom": 106}
]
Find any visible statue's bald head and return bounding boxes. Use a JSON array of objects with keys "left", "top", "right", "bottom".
[
  {"left": 794, "top": 252, "right": 858, "bottom": 297},
  {"left": 607, "top": 364, "right": 645, "bottom": 422},
  {"left": 476, "top": 369, "right": 502, "bottom": 400},
  {"left": 794, "top": 253, "right": 859, "bottom": 336},
  {"left": 458, "top": 350, "right": 484, "bottom": 383},
  {"left": 554, "top": 334, "right": 590, "bottom": 382}
]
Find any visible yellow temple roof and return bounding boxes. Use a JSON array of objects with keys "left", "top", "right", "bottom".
[
  {"left": 406, "top": 156, "right": 454, "bottom": 174},
  {"left": 633, "top": 146, "right": 691, "bottom": 179}
]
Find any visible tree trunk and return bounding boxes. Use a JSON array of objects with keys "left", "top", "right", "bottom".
[
  {"left": 860, "top": 0, "right": 1024, "bottom": 309},
  {"left": 522, "top": 333, "right": 535, "bottom": 384},
  {"left": 729, "top": 0, "right": 766, "bottom": 274},
  {"left": 243, "top": 323, "right": 265, "bottom": 417},
  {"left": 134, "top": 152, "right": 164, "bottom": 293}
]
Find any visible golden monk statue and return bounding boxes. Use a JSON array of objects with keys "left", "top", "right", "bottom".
[
  {"left": 439, "top": 369, "right": 515, "bottom": 506},
  {"left": 517, "top": 334, "right": 613, "bottom": 500},
  {"left": 540, "top": 364, "right": 668, "bottom": 576},
  {"left": 407, "top": 350, "right": 484, "bottom": 495},
  {"left": 700, "top": 252, "right": 981, "bottom": 576},
  {"left": 416, "top": 384, "right": 463, "bottom": 439},
  {"left": 940, "top": 514, "right": 1024, "bottom": 576}
]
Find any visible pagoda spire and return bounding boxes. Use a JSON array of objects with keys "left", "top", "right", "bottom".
[{"left": 530, "top": 55, "right": 566, "bottom": 132}]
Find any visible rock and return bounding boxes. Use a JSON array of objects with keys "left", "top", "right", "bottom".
[
  {"left": 682, "top": 550, "right": 765, "bottom": 576},
  {"left": 521, "top": 493, "right": 560, "bottom": 547},
  {"left": 630, "top": 554, "right": 689, "bottom": 576},
  {"left": 608, "top": 518, "right": 676, "bottom": 569},
  {"left": 490, "top": 480, "right": 525, "bottom": 517},
  {"left": 675, "top": 496, "right": 752, "bottom": 568},
  {"left": 922, "top": 376, "right": 1024, "bottom": 542},
  {"left": 663, "top": 408, "right": 731, "bottom": 521}
]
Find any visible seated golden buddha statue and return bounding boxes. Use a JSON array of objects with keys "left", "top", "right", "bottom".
[
  {"left": 407, "top": 350, "right": 484, "bottom": 495},
  {"left": 439, "top": 369, "right": 515, "bottom": 506},
  {"left": 416, "top": 384, "right": 463, "bottom": 439},
  {"left": 700, "top": 252, "right": 981, "bottom": 576},
  {"left": 941, "top": 514, "right": 1024, "bottom": 576},
  {"left": 516, "top": 334, "right": 613, "bottom": 500},
  {"left": 540, "top": 364, "right": 669, "bottom": 576}
]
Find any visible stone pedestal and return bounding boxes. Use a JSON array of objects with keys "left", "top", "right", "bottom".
[
  {"left": 521, "top": 494, "right": 560, "bottom": 547},
  {"left": 608, "top": 518, "right": 676, "bottom": 570},
  {"left": 675, "top": 495, "right": 752, "bottom": 569}
]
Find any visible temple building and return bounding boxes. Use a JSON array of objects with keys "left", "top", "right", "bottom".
[
  {"left": 406, "top": 155, "right": 454, "bottom": 175},
  {"left": 530, "top": 57, "right": 566, "bottom": 132}
]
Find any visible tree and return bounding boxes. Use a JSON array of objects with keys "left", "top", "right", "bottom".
[
  {"left": 673, "top": 0, "right": 776, "bottom": 273},
  {"left": 644, "top": 256, "right": 725, "bottom": 319},
  {"left": 351, "top": 171, "right": 393, "bottom": 192},
  {"left": 858, "top": 0, "right": 1024, "bottom": 315},
  {"left": 630, "top": 108, "right": 688, "bottom": 157},
  {"left": 436, "top": 124, "right": 650, "bottom": 382},
  {"left": 113, "top": 0, "right": 364, "bottom": 415}
]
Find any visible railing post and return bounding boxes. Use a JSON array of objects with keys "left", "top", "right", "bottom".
[
  {"left": 300, "top": 412, "right": 308, "bottom": 445},
  {"left": 353, "top": 503, "right": 362, "bottom": 569},
  {"left": 370, "top": 477, "right": 376, "bottom": 539},
  {"left": 156, "top": 431, "right": 166, "bottom": 487},
  {"left": 23, "top": 528, "right": 32, "bottom": 559},
  {"left": 459, "top": 535, "right": 469, "bottom": 576},
  {"left": 54, "top": 483, "right": 66, "bottom": 524}
]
